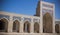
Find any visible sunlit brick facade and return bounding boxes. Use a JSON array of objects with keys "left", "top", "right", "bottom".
[{"left": 0, "top": 1, "right": 60, "bottom": 35}]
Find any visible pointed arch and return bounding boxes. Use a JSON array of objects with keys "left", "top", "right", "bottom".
[
  {"left": 34, "top": 22, "right": 39, "bottom": 33},
  {"left": 13, "top": 20, "right": 20, "bottom": 32},
  {"left": 24, "top": 21, "right": 30, "bottom": 33},
  {"left": 0, "top": 18, "right": 8, "bottom": 32},
  {"left": 55, "top": 24, "right": 59, "bottom": 33},
  {"left": 43, "top": 12, "right": 53, "bottom": 33}
]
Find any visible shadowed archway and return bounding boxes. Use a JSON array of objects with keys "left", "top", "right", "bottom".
[
  {"left": 0, "top": 18, "right": 8, "bottom": 32},
  {"left": 13, "top": 20, "right": 20, "bottom": 32},
  {"left": 34, "top": 22, "right": 39, "bottom": 33},
  {"left": 43, "top": 12, "right": 53, "bottom": 33},
  {"left": 24, "top": 21, "right": 30, "bottom": 33},
  {"left": 55, "top": 24, "right": 59, "bottom": 33}
]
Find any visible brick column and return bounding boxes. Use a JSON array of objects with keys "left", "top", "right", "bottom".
[
  {"left": 8, "top": 16, "right": 13, "bottom": 33},
  {"left": 30, "top": 18, "right": 34, "bottom": 33},
  {"left": 53, "top": 5, "right": 55, "bottom": 33},
  {"left": 53, "top": 20, "right": 55, "bottom": 33},
  {"left": 40, "top": 2, "right": 43, "bottom": 33},
  {"left": 19, "top": 17, "right": 24, "bottom": 33}
]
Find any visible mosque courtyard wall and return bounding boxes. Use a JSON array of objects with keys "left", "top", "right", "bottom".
[{"left": 0, "top": 12, "right": 60, "bottom": 35}]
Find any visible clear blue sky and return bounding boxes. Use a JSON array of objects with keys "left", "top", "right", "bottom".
[{"left": 0, "top": 0, "right": 60, "bottom": 19}]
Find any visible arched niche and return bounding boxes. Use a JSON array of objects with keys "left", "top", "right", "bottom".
[
  {"left": 0, "top": 18, "right": 8, "bottom": 32},
  {"left": 24, "top": 21, "right": 30, "bottom": 33},
  {"left": 13, "top": 20, "right": 20, "bottom": 32},
  {"left": 43, "top": 12, "right": 53, "bottom": 33},
  {"left": 34, "top": 22, "right": 39, "bottom": 33},
  {"left": 55, "top": 24, "right": 59, "bottom": 33}
]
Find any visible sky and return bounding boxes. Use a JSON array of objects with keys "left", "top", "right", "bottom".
[{"left": 0, "top": 0, "right": 60, "bottom": 19}]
